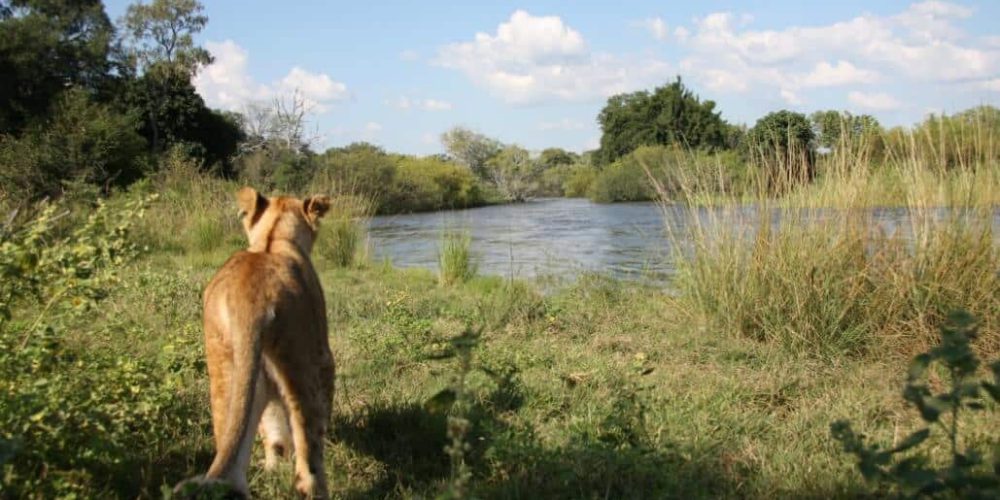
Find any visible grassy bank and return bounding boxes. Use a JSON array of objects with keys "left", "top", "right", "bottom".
[{"left": 1, "top": 152, "right": 998, "bottom": 497}]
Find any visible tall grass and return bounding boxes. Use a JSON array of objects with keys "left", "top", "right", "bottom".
[
  {"left": 654, "top": 127, "right": 1000, "bottom": 358},
  {"left": 316, "top": 195, "right": 374, "bottom": 268},
  {"left": 439, "top": 230, "right": 477, "bottom": 286}
]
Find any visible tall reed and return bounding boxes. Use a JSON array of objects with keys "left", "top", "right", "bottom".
[
  {"left": 652, "top": 126, "right": 999, "bottom": 358},
  {"left": 439, "top": 230, "right": 477, "bottom": 286}
]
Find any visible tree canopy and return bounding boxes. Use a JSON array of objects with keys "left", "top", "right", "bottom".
[{"left": 596, "top": 77, "right": 729, "bottom": 165}]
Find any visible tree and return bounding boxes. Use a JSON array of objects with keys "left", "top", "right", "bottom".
[
  {"left": 125, "top": 67, "right": 242, "bottom": 170},
  {"left": 597, "top": 76, "right": 729, "bottom": 165},
  {"left": 810, "top": 110, "right": 881, "bottom": 151},
  {"left": 239, "top": 91, "right": 320, "bottom": 155},
  {"left": 746, "top": 110, "right": 816, "bottom": 187},
  {"left": 120, "top": 0, "right": 212, "bottom": 153},
  {"left": 0, "top": 0, "right": 116, "bottom": 134},
  {"left": 314, "top": 142, "right": 397, "bottom": 197},
  {"left": 485, "top": 145, "right": 537, "bottom": 202},
  {"left": 440, "top": 127, "right": 502, "bottom": 180},
  {"left": 120, "top": 0, "right": 209, "bottom": 77},
  {"left": 538, "top": 147, "right": 578, "bottom": 170},
  {"left": 0, "top": 87, "right": 148, "bottom": 198}
]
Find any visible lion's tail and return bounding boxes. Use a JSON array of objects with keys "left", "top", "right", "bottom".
[{"left": 205, "top": 309, "right": 267, "bottom": 489}]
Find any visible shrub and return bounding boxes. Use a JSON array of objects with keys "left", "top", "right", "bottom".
[
  {"left": 0, "top": 193, "right": 208, "bottom": 498},
  {"left": 382, "top": 157, "right": 483, "bottom": 213},
  {"left": 588, "top": 158, "right": 657, "bottom": 203},
  {"left": 831, "top": 310, "right": 1000, "bottom": 498},
  {"left": 562, "top": 165, "right": 598, "bottom": 198},
  {"left": 0, "top": 88, "right": 148, "bottom": 201}
]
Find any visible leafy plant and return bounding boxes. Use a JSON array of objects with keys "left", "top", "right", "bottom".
[
  {"left": 424, "top": 328, "right": 482, "bottom": 499},
  {"left": 831, "top": 310, "right": 1000, "bottom": 498}
]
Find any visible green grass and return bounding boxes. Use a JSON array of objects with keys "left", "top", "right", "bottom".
[
  {"left": 1, "top": 157, "right": 998, "bottom": 498},
  {"left": 438, "top": 230, "right": 477, "bottom": 286}
]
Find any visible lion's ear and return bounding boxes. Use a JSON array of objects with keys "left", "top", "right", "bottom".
[
  {"left": 303, "top": 195, "right": 332, "bottom": 222},
  {"left": 237, "top": 187, "right": 268, "bottom": 224}
]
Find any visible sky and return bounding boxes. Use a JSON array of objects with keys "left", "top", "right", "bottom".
[{"left": 102, "top": 0, "right": 1000, "bottom": 155}]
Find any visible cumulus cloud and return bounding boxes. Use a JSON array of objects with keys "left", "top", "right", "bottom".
[
  {"left": 799, "top": 60, "right": 880, "bottom": 88},
  {"left": 387, "top": 96, "right": 454, "bottom": 111},
  {"left": 194, "top": 40, "right": 349, "bottom": 113},
  {"left": 848, "top": 91, "right": 902, "bottom": 111},
  {"left": 672, "top": 2, "right": 999, "bottom": 104},
  {"left": 435, "top": 10, "right": 671, "bottom": 104},
  {"left": 780, "top": 88, "right": 803, "bottom": 105}
]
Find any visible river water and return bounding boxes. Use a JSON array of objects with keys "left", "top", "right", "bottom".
[{"left": 366, "top": 198, "right": 999, "bottom": 282}]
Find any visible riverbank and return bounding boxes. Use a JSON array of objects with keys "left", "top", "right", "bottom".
[
  {"left": 2, "top": 205, "right": 998, "bottom": 498},
  {"left": 1, "top": 158, "right": 998, "bottom": 497}
]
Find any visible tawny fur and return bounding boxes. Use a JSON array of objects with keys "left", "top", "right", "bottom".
[{"left": 187, "top": 187, "right": 334, "bottom": 499}]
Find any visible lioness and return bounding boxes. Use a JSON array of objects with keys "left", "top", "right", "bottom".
[{"left": 179, "top": 187, "right": 334, "bottom": 499}]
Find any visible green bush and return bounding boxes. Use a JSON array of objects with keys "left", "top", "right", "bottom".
[
  {"left": 0, "top": 88, "right": 148, "bottom": 201},
  {"left": 382, "top": 157, "right": 483, "bottom": 213},
  {"left": 589, "top": 156, "right": 658, "bottom": 203},
  {"left": 562, "top": 165, "right": 598, "bottom": 198},
  {"left": 831, "top": 311, "right": 1000, "bottom": 498},
  {"left": 0, "top": 193, "right": 206, "bottom": 498}
]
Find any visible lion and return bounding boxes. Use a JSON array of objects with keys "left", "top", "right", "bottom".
[{"left": 175, "top": 187, "right": 335, "bottom": 499}]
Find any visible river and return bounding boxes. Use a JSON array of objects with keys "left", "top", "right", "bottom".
[{"left": 366, "top": 198, "right": 999, "bottom": 282}]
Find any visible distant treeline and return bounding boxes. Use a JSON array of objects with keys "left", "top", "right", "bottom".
[{"left": 2, "top": 1, "right": 998, "bottom": 213}]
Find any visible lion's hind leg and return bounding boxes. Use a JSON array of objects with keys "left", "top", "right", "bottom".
[{"left": 258, "top": 371, "right": 292, "bottom": 471}]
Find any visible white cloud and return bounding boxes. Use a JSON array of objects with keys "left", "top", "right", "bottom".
[
  {"left": 399, "top": 49, "right": 420, "bottom": 61},
  {"left": 194, "top": 40, "right": 349, "bottom": 113},
  {"left": 537, "top": 118, "right": 586, "bottom": 131},
  {"left": 420, "top": 132, "right": 438, "bottom": 145},
  {"left": 799, "top": 60, "right": 879, "bottom": 88},
  {"left": 387, "top": 96, "right": 454, "bottom": 111},
  {"left": 435, "top": 10, "right": 671, "bottom": 104},
  {"left": 780, "top": 88, "right": 803, "bottom": 105},
  {"left": 894, "top": 0, "right": 973, "bottom": 42},
  {"left": 674, "top": 3, "right": 1000, "bottom": 104},
  {"left": 848, "top": 91, "right": 902, "bottom": 111},
  {"left": 640, "top": 17, "right": 669, "bottom": 41},
  {"left": 193, "top": 40, "right": 270, "bottom": 110},
  {"left": 277, "top": 67, "right": 348, "bottom": 112}
]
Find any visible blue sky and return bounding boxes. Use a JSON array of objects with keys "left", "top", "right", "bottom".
[{"left": 103, "top": 1, "right": 1000, "bottom": 155}]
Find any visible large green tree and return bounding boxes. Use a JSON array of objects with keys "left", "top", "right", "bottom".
[
  {"left": 596, "top": 77, "right": 728, "bottom": 165},
  {"left": 810, "top": 110, "right": 881, "bottom": 151},
  {"left": 120, "top": 0, "right": 241, "bottom": 168},
  {"left": 0, "top": 0, "right": 116, "bottom": 134},
  {"left": 746, "top": 110, "right": 816, "bottom": 187},
  {"left": 120, "top": 0, "right": 209, "bottom": 76},
  {"left": 440, "top": 127, "right": 502, "bottom": 180},
  {"left": 538, "top": 147, "right": 578, "bottom": 170}
]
